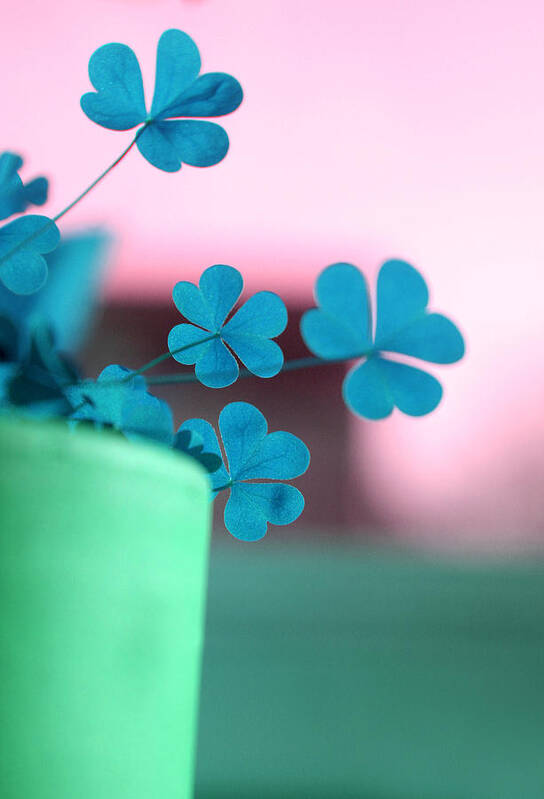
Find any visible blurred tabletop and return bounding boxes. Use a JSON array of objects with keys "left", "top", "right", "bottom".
[{"left": 195, "top": 539, "right": 544, "bottom": 799}]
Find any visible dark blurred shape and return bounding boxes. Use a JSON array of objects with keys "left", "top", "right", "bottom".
[{"left": 8, "top": 323, "right": 78, "bottom": 416}]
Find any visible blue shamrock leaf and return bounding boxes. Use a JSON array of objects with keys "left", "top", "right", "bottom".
[
  {"left": 173, "top": 428, "right": 223, "bottom": 475},
  {"left": 67, "top": 364, "right": 173, "bottom": 445},
  {"left": 81, "top": 29, "right": 243, "bottom": 172},
  {"left": 179, "top": 402, "right": 310, "bottom": 541},
  {"left": 168, "top": 264, "right": 287, "bottom": 388},
  {"left": 0, "top": 152, "right": 48, "bottom": 221},
  {"left": 301, "top": 260, "right": 465, "bottom": 420},
  {"left": 0, "top": 214, "right": 60, "bottom": 295}
]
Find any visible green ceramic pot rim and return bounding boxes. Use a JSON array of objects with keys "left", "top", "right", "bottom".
[{"left": 0, "top": 413, "right": 209, "bottom": 497}]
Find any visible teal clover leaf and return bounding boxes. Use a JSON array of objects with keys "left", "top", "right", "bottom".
[
  {"left": 0, "top": 152, "right": 48, "bottom": 221},
  {"left": 173, "top": 428, "right": 223, "bottom": 475},
  {"left": 179, "top": 402, "right": 310, "bottom": 541},
  {"left": 81, "top": 29, "right": 243, "bottom": 172},
  {"left": 0, "top": 215, "right": 60, "bottom": 295},
  {"left": 67, "top": 365, "right": 174, "bottom": 445},
  {"left": 168, "top": 264, "right": 287, "bottom": 388},
  {"left": 301, "top": 260, "right": 465, "bottom": 419}
]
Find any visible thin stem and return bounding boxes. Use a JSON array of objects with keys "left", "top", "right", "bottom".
[
  {"left": 122, "top": 333, "right": 219, "bottom": 381},
  {"left": 277, "top": 355, "right": 354, "bottom": 372},
  {"left": 53, "top": 133, "right": 143, "bottom": 224},
  {"left": 68, "top": 333, "right": 219, "bottom": 413},
  {"left": 146, "top": 351, "right": 370, "bottom": 386},
  {"left": 71, "top": 333, "right": 220, "bottom": 406},
  {"left": 146, "top": 371, "right": 203, "bottom": 386},
  {"left": 0, "top": 130, "right": 145, "bottom": 270},
  {"left": 121, "top": 350, "right": 175, "bottom": 381},
  {"left": 214, "top": 481, "right": 233, "bottom": 493}
]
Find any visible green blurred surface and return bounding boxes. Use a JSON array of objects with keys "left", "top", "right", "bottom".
[
  {"left": 196, "top": 541, "right": 544, "bottom": 799},
  {"left": 0, "top": 417, "right": 211, "bottom": 799}
]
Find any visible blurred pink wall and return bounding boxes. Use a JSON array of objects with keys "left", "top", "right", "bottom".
[{"left": 2, "top": 0, "right": 544, "bottom": 549}]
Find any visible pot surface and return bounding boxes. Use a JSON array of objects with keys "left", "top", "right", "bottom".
[{"left": 0, "top": 416, "right": 211, "bottom": 799}]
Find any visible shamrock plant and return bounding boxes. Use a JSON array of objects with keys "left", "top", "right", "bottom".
[
  {"left": 301, "top": 260, "right": 465, "bottom": 419},
  {"left": 168, "top": 265, "right": 287, "bottom": 387},
  {"left": 0, "top": 28, "right": 465, "bottom": 541},
  {"left": 67, "top": 365, "right": 174, "bottom": 445},
  {"left": 81, "top": 29, "right": 243, "bottom": 172},
  {"left": 179, "top": 403, "right": 310, "bottom": 541}
]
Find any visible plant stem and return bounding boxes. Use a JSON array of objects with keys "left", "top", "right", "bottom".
[
  {"left": 0, "top": 130, "right": 144, "bottom": 270},
  {"left": 53, "top": 134, "right": 142, "bottom": 224},
  {"left": 123, "top": 333, "right": 220, "bottom": 381},
  {"left": 71, "top": 332, "right": 220, "bottom": 400},
  {"left": 145, "top": 352, "right": 369, "bottom": 386},
  {"left": 213, "top": 481, "right": 234, "bottom": 493}
]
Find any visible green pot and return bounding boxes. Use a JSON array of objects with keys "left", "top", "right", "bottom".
[{"left": 0, "top": 416, "right": 211, "bottom": 799}]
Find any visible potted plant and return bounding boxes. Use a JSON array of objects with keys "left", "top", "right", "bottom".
[{"left": 0, "top": 28, "right": 465, "bottom": 799}]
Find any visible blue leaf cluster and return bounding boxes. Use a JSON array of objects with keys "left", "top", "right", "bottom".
[
  {"left": 0, "top": 152, "right": 59, "bottom": 297},
  {"left": 301, "top": 260, "right": 465, "bottom": 419},
  {"left": 65, "top": 366, "right": 225, "bottom": 474},
  {"left": 0, "top": 230, "right": 110, "bottom": 353},
  {"left": 168, "top": 264, "right": 287, "bottom": 387},
  {"left": 67, "top": 365, "right": 174, "bottom": 445},
  {"left": 0, "top": 152, "right": 48, "bottom": 221},
  {"left": 81, "top": 29, "right": 243, "bottom": 172},
  {"left": 179, "top": 402, "right": 310, "bottom": 541}
]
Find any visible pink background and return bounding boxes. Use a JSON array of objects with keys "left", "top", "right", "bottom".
[{"left": 3, "top": 0, "right": 544, "bottom": 550}]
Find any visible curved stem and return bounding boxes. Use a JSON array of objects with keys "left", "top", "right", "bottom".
[
  {"left": 71, "top": 333, "right": 220, "bottom": 398},
  {"left": 278, "top": 355, "right": 353, "bottom": 372},
  {"left": 0, "top": 130, "right": 145, "bottom": 270},
  {"left": 69, "top": 333, "right": 230, "bottom": 418},
  {"left": 145, "top": 352, "right": 369, "bottom": 386},
  {"left": 53, "top": 133, "right": 142, "bottom": 224},
  {"left": 122, "top": 333, "right": 219, "bottom": 381},
  {"left": 121, "top": 350, "right": 176, "bottom": 381}
]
